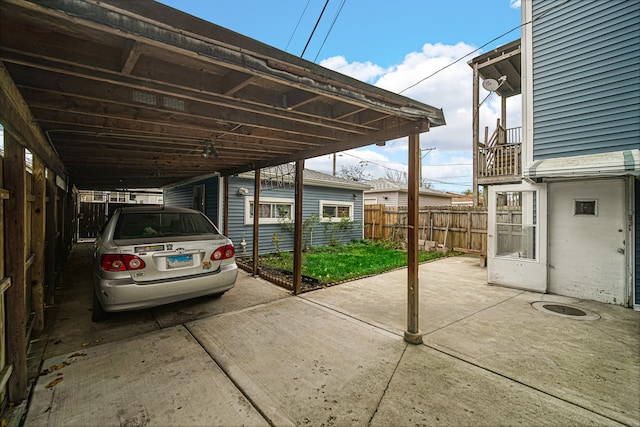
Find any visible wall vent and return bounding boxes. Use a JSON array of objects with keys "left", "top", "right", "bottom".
[{"left": 132, "top": 90, "right": 157, "bottom": 106}]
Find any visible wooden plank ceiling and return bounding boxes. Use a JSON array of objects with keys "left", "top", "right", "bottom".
[{"left": 0, "top": 0, "right": 445, "bottom": 190}]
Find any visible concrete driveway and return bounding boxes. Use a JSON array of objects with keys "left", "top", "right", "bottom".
[{"left": 11, "top": 243, "right": 640, "bottom": 426}]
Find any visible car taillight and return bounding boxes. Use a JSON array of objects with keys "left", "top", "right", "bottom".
[
  {"left": 211, "top": 244, "right": 235, "bottom": 261},
  {"left": 101, "top": 254, "right": 146, "bottom": 272}
]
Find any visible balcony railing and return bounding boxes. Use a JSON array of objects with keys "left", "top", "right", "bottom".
[{"left": 478, "top": 125, "right": 522, "bottom": 183}]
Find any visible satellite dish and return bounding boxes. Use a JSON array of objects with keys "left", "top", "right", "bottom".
[{"left": 482, "top": 78, "right": 500, "bottom": 92}]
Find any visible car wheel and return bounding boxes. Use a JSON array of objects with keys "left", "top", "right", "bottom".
[
  {"left": 209, "top": 291, "right": 226, "bottom": 299},
  {"left": 92, "top": 290, "right": 111, "bottom": 322}
]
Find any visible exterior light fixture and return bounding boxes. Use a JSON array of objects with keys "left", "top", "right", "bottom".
[{"left": 202, "top": 140, "right": 219, "bottom": 158}]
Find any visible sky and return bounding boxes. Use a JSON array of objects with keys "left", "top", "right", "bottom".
[{"left": 2, "top": 1, "right": 523, "bottom": 193}]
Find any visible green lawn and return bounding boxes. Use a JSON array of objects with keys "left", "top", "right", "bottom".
[{"left": 258, "top": 240, "right": 447, "bottom": 285}]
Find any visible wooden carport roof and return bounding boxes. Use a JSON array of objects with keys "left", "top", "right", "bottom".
[{"left": 0, "top": 0, "right": 445, "bottom": 191}]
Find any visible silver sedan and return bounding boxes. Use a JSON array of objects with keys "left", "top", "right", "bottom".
[{"left": 92, "top": 206, "right": 237, "bottom": 321}]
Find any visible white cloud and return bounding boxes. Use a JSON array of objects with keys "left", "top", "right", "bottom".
[
  {"left": 319, "top": 56, "right": 387, "bottom": 83},
  {"left": 510, "top": 0, "right": 521, "bottom": 9},
  {"left": 317, "top": 42, "right": 522, "bottom": 192}
]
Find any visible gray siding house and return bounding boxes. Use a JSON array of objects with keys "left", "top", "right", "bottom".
[
  {"left": 364, "top": 178, "right": 452, "bottom": 207},
  {"left": 164, "top": 168, "right": 369, "bottom": 257},
  {"left": 483, "top": 0, "right": 639, "bottom": 308}
]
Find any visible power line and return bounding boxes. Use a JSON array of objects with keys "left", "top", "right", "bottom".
[
  {"left": 337, "top": 152, "right": 472, "bottom": 188},
  {"left": 301, "top": 0, "right": 330, "bottom": 58},
  {"left": 398, "top": 0, "right": 572, "bottom": 95},
  {"left": 285, "top": 0, "right": 312, "bottom": 52},
  {"left": 399, "top": 24, "right": 521, "bottom": 94},
  {"left": 313, "top": 0, "right": 347, "bottom": 62}
]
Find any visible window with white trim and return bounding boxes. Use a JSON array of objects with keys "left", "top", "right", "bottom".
[
  {"left": 319, "top": 200, "right": 354, "bottom": 222},
  {"left": 244, "top": 197, "right": 294, "bottom": 224}
]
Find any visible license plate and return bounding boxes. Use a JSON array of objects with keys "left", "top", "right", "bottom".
[{"left": 166, "top": 254, "right": 194, "bottom": 269}]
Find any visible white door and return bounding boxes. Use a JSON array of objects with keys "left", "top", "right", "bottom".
[
  {"left": 488, "top": 183, "right": 547, "bottom": 292},
  {"left": 548, "top": 179, "right": 627, "bottom": 305}
]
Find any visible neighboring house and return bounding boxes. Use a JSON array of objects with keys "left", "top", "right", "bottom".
[
  {"left": 364, "top": 178, "right": 452, "bottom": 207},
  {"left": 163, "top": 167, "right": 369, "bottom": 257},
  {"left": 79, "top": 190, "right": 163, "bottom": 205},
  {"left": 77, "top": 189, "right": 164, "bottom": 238},
  {"left": 449, "top": 193, "right": 484, "bottom": 207},
  {"left": 471, "top": 0, "right": 639, "bottom": 307}
]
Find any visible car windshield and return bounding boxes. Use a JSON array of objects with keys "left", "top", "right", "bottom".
[{"left": 114, "top": 212, "right": 218, "bottom": 239}]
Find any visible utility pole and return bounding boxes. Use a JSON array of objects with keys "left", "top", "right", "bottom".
[
  {"left": 333, "top": 153, "right": 336, "bottom": 176},
  {"left": 419, "top": 147, "right": 436, "bottom": 188}
]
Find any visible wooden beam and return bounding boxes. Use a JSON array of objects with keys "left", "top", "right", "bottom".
[
  {"left": 0, "top": 277, "right": 9, "bottom": 293},
  {"left": 404, "top": 133, "right": 422, "bottom": 345},
  {"left": 31, "top": 157, "right": 47, "bottom": 331},
  {"left": 293, "top": 160, "right": 304, "bottom": 295},
  {"left": 0, "top": 365, "right": 14, "bottom": 403},
  {"left": 3, "top": 132, "right": 29, "bottom": 401},
  {"left": 121, "top": 40, "right": 144, "bottom": 75},
  {"left": 12, "top": 76, "right": 373, "bottom": 138},
  {"left": 231, "top": 119, "right": 431, "bottom": 176},
  {"left": 0, "top": 62, "right": 66, "bottom": 177},
  {"left": 476, "top": 47, "right": 521, "bottom": 69},
  {"left": 220, "top": 71, "right": 254, "bottom": 96}
]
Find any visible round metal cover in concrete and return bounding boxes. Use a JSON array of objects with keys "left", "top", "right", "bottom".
[{"left": 531, "top": 302, "right": 600, "bottom": 321}]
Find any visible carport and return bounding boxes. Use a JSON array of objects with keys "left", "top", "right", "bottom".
[{"left": 0, "top": 0, "right": 445, "bottom": 404}]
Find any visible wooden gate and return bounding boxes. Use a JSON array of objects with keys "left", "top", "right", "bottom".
[{"left": 78, "top": 202, "right": 106, "bottom": 238}]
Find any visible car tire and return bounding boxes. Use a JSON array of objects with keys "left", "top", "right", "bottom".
[
  {"left": 209, "top": 291, "right": 226, "bottom": 299},
  {"left": 92, "top": 291, "right": 111, "bottom": 322}
]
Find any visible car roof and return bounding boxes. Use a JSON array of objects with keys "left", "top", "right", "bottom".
[{"left": 117, "top": 206, "right": 200, "bottom": 214}]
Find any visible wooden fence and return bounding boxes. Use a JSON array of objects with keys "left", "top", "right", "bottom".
[
  {"left": 0, "top": 146, "right": 75, "bottom": 406},
  {"left": 364, "top": 204, "right": 488, "bottom": 254}
]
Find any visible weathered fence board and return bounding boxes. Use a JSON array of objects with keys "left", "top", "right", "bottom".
[{"left": 364, "top": 204, "right": 488, "bottom": 253}]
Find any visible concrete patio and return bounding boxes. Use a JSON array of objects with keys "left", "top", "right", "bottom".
[{"left": 9, "top": 243, "right": 640, "bottom": 426}]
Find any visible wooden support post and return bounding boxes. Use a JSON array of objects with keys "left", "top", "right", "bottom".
[
  {"left": 404, "top": 133, "right": 423, "bottom": 345},
  {"left": 3, "top": 133, "right": 28, "bottom": 401},
  {"left": 31, "top": 157, "right": 46, "bottom": 331},
  {"left": 45, "top": 172, "right": 57, "bottom": 305},
  {"left": 64, "top": 186, "right": 74, "bottom": 253},
  {"left": 472, "top": 63, "right": 480, "bottom": 207},
  {"left": 252, "top": 168, "right": 261, "bottom": 276},
  {"left": 222, "top": 176, "right": 229, "bottom": 236},
  {"left": 293, "top": 160, "right": 304, "bottom": 295}
]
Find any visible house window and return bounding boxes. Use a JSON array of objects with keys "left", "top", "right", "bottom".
[
  {"left": 319, "top": 200, "right": 354, "bottom": 222},
  {"left": 244, "top": 197, "right": 294, "bottom": 224},
  {"left": 574, "top": 200, "right": 597, "bottom": 216},
  {"left": 495, "top": 191, "right": 536, "bottom": 259}
]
